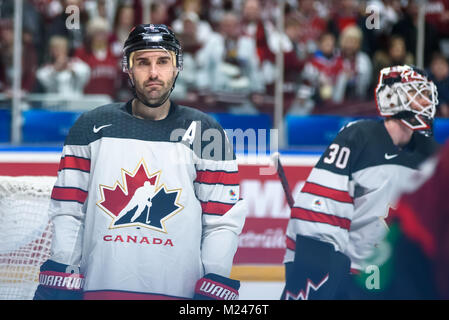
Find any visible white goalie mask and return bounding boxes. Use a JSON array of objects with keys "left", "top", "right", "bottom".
[{"left": 375, "top": 65, "right": 438, "bottom": 136}]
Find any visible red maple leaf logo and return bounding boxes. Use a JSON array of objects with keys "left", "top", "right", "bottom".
[{"left": 97, "top": 159, "right": 160, "bottom": 221}]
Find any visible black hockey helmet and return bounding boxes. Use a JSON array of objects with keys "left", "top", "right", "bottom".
[{"left": 122, "top": 24, "right": 183, "bottom": 72}]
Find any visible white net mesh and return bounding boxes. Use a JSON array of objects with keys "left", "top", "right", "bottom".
[{"left": 0, "top": 176, "right": 56, "bottom": 300}]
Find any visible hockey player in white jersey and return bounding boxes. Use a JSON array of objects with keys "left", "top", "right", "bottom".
[
  {"left": 34, "top": 24, "right": 247, "bottom": 300},
  {"left": 281, "top": 65, "right": 440, "bottom": 300}
]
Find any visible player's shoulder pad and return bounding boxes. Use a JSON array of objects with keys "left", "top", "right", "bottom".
[
  {"left": 75, "top": 102, "right": 124, "bottom": 123},
  {"left": 176, "top": 105, "right": 235, "bottom": 161},
  {"left": 314, "top": 119, "right": 377, "bottom": 174},
  {"left": 335, "top": 119, "right": 379, "bottom": 144},
  {"left": 329, "top": 119, "right": 383, "bottom": 156},
  {"left": 64, "top": 102, "right": 124, "bottom": 146},
  {"left": 176, "top": 105, "right": 225, "bottom": 131}
]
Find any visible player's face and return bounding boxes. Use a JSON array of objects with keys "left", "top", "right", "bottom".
[
  {"left": 129, "top": 49, "right": 178, "bottom": 107},
  {"left": 407, "top": 87, "right": 432, "bottom": 112}
]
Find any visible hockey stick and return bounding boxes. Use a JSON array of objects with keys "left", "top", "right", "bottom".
[{"left": 271, "top": 152, "right": 295, "bottom": 209}]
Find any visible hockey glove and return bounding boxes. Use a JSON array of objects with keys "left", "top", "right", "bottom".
[
  {"left": 194, "top": 273, "right": 240, "bottom": 300},
  {"left": 281, "top": 234, "right": 351, "bottom": 300},
  {"left": 33, "top": 260, "right": 84, "bottom": 300}
]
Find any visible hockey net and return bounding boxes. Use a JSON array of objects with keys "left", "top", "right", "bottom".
[{"left": 0, "top": 176, "right": 56, "bottom": 300}]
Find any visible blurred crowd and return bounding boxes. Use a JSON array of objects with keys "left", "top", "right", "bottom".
[{"left": 0, "top": 0, "right": 449, "bottom": 117}]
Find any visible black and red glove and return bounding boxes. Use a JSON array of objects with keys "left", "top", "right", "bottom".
[
  {"left": 281, "top": 234, "right": 351, "bottom": 300},
  {"left": 33, "top": 260, "right": 84, "bottom": 300},
  {"left": 194, "top": 273, "right": 240, "bottom": 300}
]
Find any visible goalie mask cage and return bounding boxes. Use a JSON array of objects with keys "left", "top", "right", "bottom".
[{"left": 0, "top": 176, "right": 56, "bottom": 300}]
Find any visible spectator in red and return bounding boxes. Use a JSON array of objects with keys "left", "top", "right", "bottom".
[
  {"left": 171, "top": 11, "right": 207, "bottom": 100},
  {"left": 295, "top": 0, "right": 329, "bottom": 56},
  {"left": 255, "top": 15, "right": 307, "bottom": 109},
  {"left": 109, "top": 2, "right": 135, "bottom": 58},
  {"left": 0, "top": 19, "right": 37, "bottom": 95},
  {"left": 328, "top": 0, "right": 378, "bottom": 57},
  {"left": 426, "top": 0, "right": 449, "bottom": 39},
  {"left": 36, "top": 35, "right": 90, "bottom": 95},
  {"left": 239, "top": 0, "right": 278, "bottom": 66},
  {"left": 45, "top": 0, "right": 89, "bottom": 55},
  {"left": 132, "top": 0, "right": 175, "bottom": 25},
  {"left": 237, "top": 0, "right": 277, "bottom": 94},
  {"left": 107, "top": 3, "right": 136, "bottom": 102},
  {"left": 149, "top": 2, "right": 170, "bottom": 25},
  {"left": 372, "top": 35, "right": 414, "bottom": 86},
  {"left": 301, "top": 32, "right": 344, "bottom": 103},
  {"left": 196, "top": 11, "right": 265, "bottom": 114},
  {"left": 328, "top": 0, "right": 360, "bottom": 33},
  {"left": 84, "top": 0, "right": 112, "bottom": 22},
  {"left": 239, "top": 3, "right": 306, "bottom": 96},
  {"left": 338, "top": 25, "right": 372, "bottom": 101},
  {"left": 171, "top": 0, "right": 213, "bottom": 47},
  {"left": 241, "top": 0, "right": 263, "bottom": 39},
  {"left": 282, "top": 16, "right": 306, "bottom": 84},
  {"left": 74, "top": 17, "right": 120, "bottom": 99},
  {"left": 428, "top": 53, "right": 449, "bottom": 118},
  {"left": 3, "top": 0, "right": 47, "bottom": 64},
  {"left": 392, "top": 0, "right": 440, "bottom": 67}
]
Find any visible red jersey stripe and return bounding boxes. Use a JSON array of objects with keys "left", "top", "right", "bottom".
[
  {"left": 286, "top": 236, "right": 296, "bottom": 251},
  {"left": 291, "top": 207, "right": 351, "bottom": 230},
  {"left": 350, "top": 268, "right": 362, "bottom": 275},
  {"left": 59, "top": 156, "right": 91, "bottom": 172},
  {"left": 51, "top": 187, "right": 88, "bottom": 204},
  {"left": 302, "top": 182, "right": 353, "bottom": 203},
  {"left": 195, "top": 170, "right": 239, "bottom": 185},
  {"left": 201, "top": 201, "right": 234, "bottom": 215}
]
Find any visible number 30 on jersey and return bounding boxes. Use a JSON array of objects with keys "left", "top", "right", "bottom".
[{"left": 323, "top": 144, "right": 351, "bottom": 169}]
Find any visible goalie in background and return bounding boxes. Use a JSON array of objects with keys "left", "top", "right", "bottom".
[
  {"left": 349, "top": 139, "right": 449, "bottom": 299},
  {"left": 281, "top": 65, "right": 440, "bottom": 300}
]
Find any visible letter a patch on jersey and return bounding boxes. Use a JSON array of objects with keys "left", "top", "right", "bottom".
[{"left": 97, "top": 159, "right": 184, "bottom": 233}]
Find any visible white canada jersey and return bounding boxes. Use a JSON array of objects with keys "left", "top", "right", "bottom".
[
  {"left": 284, "top": 119, "right": 439, "bottom": 271},
  {"left": 48, "top": 101, "right": 247, "bottom": 299}
]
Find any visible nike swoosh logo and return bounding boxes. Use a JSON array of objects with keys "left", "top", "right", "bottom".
[
  {"left": 384, "top": 153, "right": 398, "bottom": 160},
  {"left": 93, "top": 124, "right": 112, "bottom": 133}
]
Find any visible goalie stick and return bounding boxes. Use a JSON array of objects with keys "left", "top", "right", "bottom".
[{"left": 271, "top": 152, "right": 295, "bottom": 208}]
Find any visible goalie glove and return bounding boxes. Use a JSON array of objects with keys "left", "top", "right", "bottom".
[
  {"left": 281, "top": 234, "right": 351, "bottom": 300},
  {"left": 194, "top": 273, "right": 240, "bottom": 300},
  {"left": 33, "top": 260, "right": 84, "bottom": 300}
]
